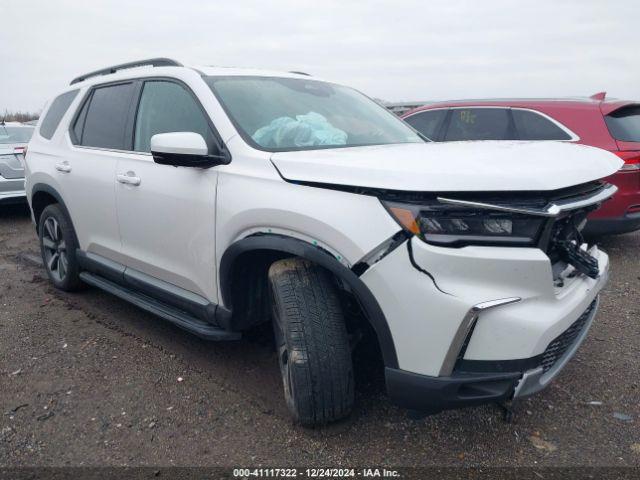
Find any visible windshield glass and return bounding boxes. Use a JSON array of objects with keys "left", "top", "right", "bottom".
[
  {"left": 205, "top": 76, "right": 423, "bottom": 152},
  {"left": 0, "top": 126, "right": 35, "bottom": 144}
]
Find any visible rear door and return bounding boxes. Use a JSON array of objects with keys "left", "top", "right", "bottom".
[
  {"left": 114, "top": 79, "right": 221, "bottom": 301},
  {"left": 64, "top": 81, "right": 137, "bottom": 261},
  {"left": 443, "top": 107, "right": 515, "bottom": 141}
]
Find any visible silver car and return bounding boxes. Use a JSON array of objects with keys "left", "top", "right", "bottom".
[{"left": 0, "top": 122, "right": 34, "bottom": 204}]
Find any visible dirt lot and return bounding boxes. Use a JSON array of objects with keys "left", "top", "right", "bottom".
[{"left": 1, "top": 203, "right": 638, "bottom": 468}]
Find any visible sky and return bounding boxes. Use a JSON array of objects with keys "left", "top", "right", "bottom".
[{"left": 1, "top": 0, "right": 638, "bottom": 113}]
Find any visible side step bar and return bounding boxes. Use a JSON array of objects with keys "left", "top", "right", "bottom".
[{"left": 79, "top": 272, "right": 241, "bottom": 341}]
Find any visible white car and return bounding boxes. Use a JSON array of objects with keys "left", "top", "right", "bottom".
[
  {"left": 0, "top": 121, "right": 34, "bottom": 204},
  {"left": 24, "top": 58, "right": 622, "bottom": 426}
]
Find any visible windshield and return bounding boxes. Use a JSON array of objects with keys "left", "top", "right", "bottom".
[
  {"left": 205, "top": 76, "right": 423, "bottom": 152},
  {"left": 0, "top": 125, "right": 35, "bottom": 144}
]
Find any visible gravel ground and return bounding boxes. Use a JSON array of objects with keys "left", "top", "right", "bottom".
[{"left": 1, "top": 203, "right": 638, "bottom": 469}]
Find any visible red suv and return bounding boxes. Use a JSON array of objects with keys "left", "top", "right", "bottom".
[{"left": 401, "top": 93, "right": 640, "bottom": 236}]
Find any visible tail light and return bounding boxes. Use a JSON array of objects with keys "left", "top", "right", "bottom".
[{"left": 616, "top": 151, "right": 640, "bottom": 171}]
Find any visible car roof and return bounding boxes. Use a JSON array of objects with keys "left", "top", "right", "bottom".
[
  {"left": 403, "top": 94, "right": 638, "bottom": 117},
  {"left": 68, "top": 58, "right": 323, "bottom": 89}
]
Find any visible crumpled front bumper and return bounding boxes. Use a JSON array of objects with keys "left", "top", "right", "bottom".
[{"left": 360, "top": 235, "right": 609, "bottom": 413}]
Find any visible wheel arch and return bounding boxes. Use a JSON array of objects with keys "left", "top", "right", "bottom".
[
  {"left": 31, "top": 183, "right": 77, "bottom": 241},
  {"left": 219, "top": 234, "right": 399, "bottom": 369}
]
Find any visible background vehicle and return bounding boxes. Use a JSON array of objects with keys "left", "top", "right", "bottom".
[
  {"left": 402, "top": 93, "right": 640, "bottom": 236},
  {"left": 0, "top": 122, "right": 34, "bottom": 204},
  {"left": 25, "top": 59, "right": 621, "bottom": 426}
]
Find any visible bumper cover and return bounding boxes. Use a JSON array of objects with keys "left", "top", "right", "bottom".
[
  {"left": 584, "top": 213, "right": 640, "bottom": 236},
  {"left": 386, "top": 295, "right": 600, "bottom": 414}
]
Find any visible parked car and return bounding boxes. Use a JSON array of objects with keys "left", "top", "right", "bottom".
[
  {"left": 0, "top": 122, "right": 34, "bottom": 204},
  {"left": 401, "top": 94, "right": 640, "bottom": 236},
  {"left": 25, "top": 59, "right": 621, "bottom": 425}
]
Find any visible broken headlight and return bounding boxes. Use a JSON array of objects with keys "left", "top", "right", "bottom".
[{"left": 382, "top": 200, "right": 545, "bottom": 247}]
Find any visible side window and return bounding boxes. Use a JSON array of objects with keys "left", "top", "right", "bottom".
[
  {"left": 404, "top": 110, "right": 447, "bottom": 141},
  {"left": 512, "top": 109, "right": 572, "bottom": 140},
  {"left": 40, "top": 90, "right": 79, "bottom": 140},
  {"left": 445, "top": 108, "right": 512, "bottom": 141},
  {"left": 75, "top": 82, "right": 136, "bottom": 149},
  {"left": 133, "top": 81, "right": 213, "bottom": 153},
  {"left": 604, "top": 105, "right": 640, "bottom": 142}
]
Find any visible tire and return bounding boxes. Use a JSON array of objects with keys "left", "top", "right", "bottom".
[
  {"left": 38, "top": 204, "right": 83, "bottom": 291},
  {"left": 268, "top": 258, "right": 354, "bottom": 426}
]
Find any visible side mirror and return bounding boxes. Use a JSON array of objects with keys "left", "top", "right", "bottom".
[{"left": 150, "top": 132, "right": 228, "bottom": 168}]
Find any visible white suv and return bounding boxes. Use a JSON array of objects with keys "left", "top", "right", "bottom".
[{"left": 25, "top": 58, "right": 622, "bottom": 426}]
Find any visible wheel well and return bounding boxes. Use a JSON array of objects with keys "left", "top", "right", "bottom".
[
  {"left": 224, "top": 247, "right": 386, "bottom": 371},
  {"left": 226, "top": 249, "right": 289, "bottom": 331},
  {"left": 31, "top": 191, "right": 58, "bottom": 230}
]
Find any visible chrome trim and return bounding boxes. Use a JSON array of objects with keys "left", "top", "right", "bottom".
[
  {"left": 436, "top": 197, "right": 559, "bottom": 217},
  {"left": 553, "top": 184, "right": 618, "bottom": 212},
  {"left": 439, "top": 297, "right": 521, "bottom": 376},
  {"left": 437, "top": 184, "right": 618, "bottom": 218}
]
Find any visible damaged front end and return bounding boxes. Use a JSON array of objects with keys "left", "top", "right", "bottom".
[{"left": 380, "top": 180, "right": 617, "bottom": 278}]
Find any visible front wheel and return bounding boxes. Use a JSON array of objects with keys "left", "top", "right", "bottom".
[
  {"left": 268, "top": 258, "right": 354, "bottom": 426},
  {"left": 38, "top": 204, "right": 83, "bottom": 291}
]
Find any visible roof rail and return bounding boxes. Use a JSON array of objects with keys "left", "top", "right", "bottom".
[
  {"left": 289, "top": 71, "right": 311, "bottom": 76},
  {"left": 70, "top": 58, "right": 183, "bottom": 85}
]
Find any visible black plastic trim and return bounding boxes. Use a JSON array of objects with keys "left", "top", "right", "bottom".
[
  {"left": 30, "top": 184, "right": 77, "bottom": 240},
  {"left": 584, "top": 213, "right": 640, "bottom": 236},
  {"left": 219, "top": 234, "right": 399, "bottom": 369},
  {"left": 76, "top": 250, "right": 228, "bottom": 328},
  {"left": 79, "top": 272, "right": 239, "bottom": 341},
  {"left": 385, "top": 367, "right": 520, "bottom": 414}
]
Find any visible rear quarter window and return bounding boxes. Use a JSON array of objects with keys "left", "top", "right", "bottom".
[
  {"left": 404, "top": 110, "right": 447, "bottom": 140},
  {"left": 39, "top": 90, "right": 79, "bottom": 140},
  {"left": 605, "top": 105, "right": 640, "bottom": 142},
  {"left": 512, "top": 109, "right": 572, "bottom": 140}
]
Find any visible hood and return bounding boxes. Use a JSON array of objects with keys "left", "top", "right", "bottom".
[{"left": 271, "top": 141, "right": 623, "bottom": 192}]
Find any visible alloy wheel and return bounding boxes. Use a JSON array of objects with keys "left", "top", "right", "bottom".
[{"left": 42, "top": 216, "right": 68, "bottom": 282}]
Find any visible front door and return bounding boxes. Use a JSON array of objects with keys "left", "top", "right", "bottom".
[{"left": 115, "top": 79, "right": 220, "bottom": 301}]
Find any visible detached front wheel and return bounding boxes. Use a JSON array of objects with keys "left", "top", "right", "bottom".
[{"left": 268, "top": 258, "right": 354, "bottom": 426}]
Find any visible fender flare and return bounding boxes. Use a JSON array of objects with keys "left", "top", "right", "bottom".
[
  {"left": 219, "top": 234, "right": 399, "bottom": 369},
  {"left": 31, "top": 183, "right": 77, "bottom": 240}
]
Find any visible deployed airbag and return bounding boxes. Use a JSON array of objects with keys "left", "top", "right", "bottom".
[{"left": 252, "top": 112, "right": 347, "bottom": 148}]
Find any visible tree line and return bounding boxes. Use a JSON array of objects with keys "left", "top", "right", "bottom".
[{"left": 2, "top": 111, "right": 40, "bottom": 123}]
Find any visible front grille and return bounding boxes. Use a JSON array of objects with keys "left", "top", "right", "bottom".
[{"left": 539, "top": 298, "right": 597, "bottom": 373}]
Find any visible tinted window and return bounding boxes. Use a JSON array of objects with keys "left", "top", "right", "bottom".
[
  {"left": 40, "top": 90, "right": 79, "bottom": 140},
  {"left": 72, "top": 97, "right": 89, "bottom": 143},
  {"left": 445, "top": 108, "right": 512, "bottom": 141},
  {"left": 404, "top": 110, "right": 447, "bottom": 140},
  {"left": 512, "top": 109, "right": 571, "bottom": 140},
  {"left": 134, "top": 81, "right": 213, "bottom": 152},
  {"left": 79, "top": 83, "right": 136, "bottom": 149},
  {"left": 605, "top": 105, "right": 640, "bottom": 142}
]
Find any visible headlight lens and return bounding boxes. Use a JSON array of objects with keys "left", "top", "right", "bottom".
[{"left": 383, "top": 200, "right": 545, "bottom": 247}]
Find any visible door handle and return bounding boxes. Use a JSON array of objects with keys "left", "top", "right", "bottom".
[
  {"left": 55, "top": 161, "right": 72, "bottom": 173},
  {"left": 116, "top": 171, "right": 141, "bottom": 186}
]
